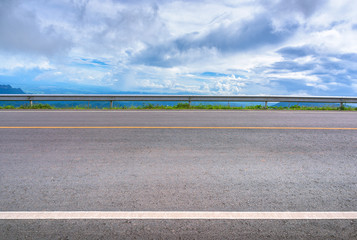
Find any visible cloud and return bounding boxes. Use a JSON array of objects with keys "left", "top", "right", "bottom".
[
  {"left": 200, "top": 15, "right": 298, "bottom": 52},
  {"left": 1, "top": 0, "right": 356, "bottom": 96},
  {"left": 339, "top": 53, "right": 357, "bottom": 62},
  {"left": 267, "top": 0, "right": 326, "bottom": 17},
  {"left": 270, "top": 61, "right": 315, "bottom": 72},
  {"left": 208, "top": 74, "right": 245, "bottom": 95},
  {"left": 263, "top": 43, "right": 357, "bottom": 95},
  {"left": 0, "top": 0, "right": 72, "bottom": 56},
  {"left": 132, "top": 70, "right": 247, "bottom": 95},
  {"left": 132, "top": 15, "right": 298, "bottom": 67},
  {"left": 277, "top": 45, "right": 316, "bottom": 59},
  {"left": 57, "top": 0, "right": 170, "bottom": 57}
]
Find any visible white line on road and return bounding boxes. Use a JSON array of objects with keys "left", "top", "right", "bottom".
[
  {"left": 1, "top": 211, "right": 356, "bottom": 220},
  {"left": 1, "top": 126, "right": 357, "bottom": 130}
]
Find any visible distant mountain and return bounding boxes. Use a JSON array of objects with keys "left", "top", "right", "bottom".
[{"left": 0, "top": 85, "right": 25, "bottom": 94}]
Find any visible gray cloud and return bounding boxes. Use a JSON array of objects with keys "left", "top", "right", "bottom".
[
  {"left": 132, "top": 15, "right": 298, "bottom": 67},
  {"left": 270, "top": 61, "right": 315, "bottom": 72},
  {"left": 268, "top": 44, "right": 357, "bottom": 95},
  {"left": 262, "top": 0, "right": 326, "bottom": 18},
  {"left": 200, "top": 16, "right": 298, "bottom": 52},
  {"left": 68, "top": 1, "right": 168, "bottom": 55},
  {"left": 339, "top": 53, "right": 357, "bottom": 62},
  {"left": 0, "top": 0, "right": 72, "bottom": 56},
  {"left": 277, "top": 45, "right": 316, "bottom": 59}
]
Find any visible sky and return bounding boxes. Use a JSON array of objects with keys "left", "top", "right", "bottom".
[{"left": 0, "top": 0, "right": 357, "bottom": 95}]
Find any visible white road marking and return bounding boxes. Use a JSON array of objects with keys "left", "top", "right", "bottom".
[
  {"left": 1, "top": 126, "right": 357, "bottom": 130},
  {"left": 1, "top": 211, "right": 356, "bottom": 220}
]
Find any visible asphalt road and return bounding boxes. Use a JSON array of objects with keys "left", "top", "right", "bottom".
[{"left": 0, "top": 110, "right": 356, "bottom": 239}]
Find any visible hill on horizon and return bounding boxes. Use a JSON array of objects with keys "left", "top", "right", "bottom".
[{"left": 0, "top": 85, "right": 25, "bottom": 94}]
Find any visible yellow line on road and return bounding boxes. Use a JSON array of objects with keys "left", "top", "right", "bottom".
[
  {"left": 1, "top": 211, "right": 356, "bottom": 220},
  {"left": 0, "top": 126, "right": 356, "bottom": 130}
]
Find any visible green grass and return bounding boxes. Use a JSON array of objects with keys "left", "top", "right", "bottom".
[
  {"left": 0, "top": 104, "right": 54, "bottom": 109},
  {"left": 0, "top": 103, "right": 356, "bottom": 111}
]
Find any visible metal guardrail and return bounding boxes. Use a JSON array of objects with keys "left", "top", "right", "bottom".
[{"left": 0, "top": 94, "right": 357, "bottom": 108}]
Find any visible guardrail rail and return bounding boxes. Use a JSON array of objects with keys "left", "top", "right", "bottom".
[{"left": 0, "top": 94, "right": 357, "bottom": 108}]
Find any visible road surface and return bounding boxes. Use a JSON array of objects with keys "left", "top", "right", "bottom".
[{"left": 0, "top": 110, "right": 356, "bottom": 239}]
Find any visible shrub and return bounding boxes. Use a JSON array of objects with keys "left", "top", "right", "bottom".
[{"left": 175, "top": 102, "right": 190, "bottom": 109}]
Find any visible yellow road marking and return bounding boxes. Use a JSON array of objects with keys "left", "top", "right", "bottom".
[
  {"left": 0, "top": 126, "right": 356, "bottom": 130},
  {"left": 0, "top": 211, "right": 356, "bottom": 219}
]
